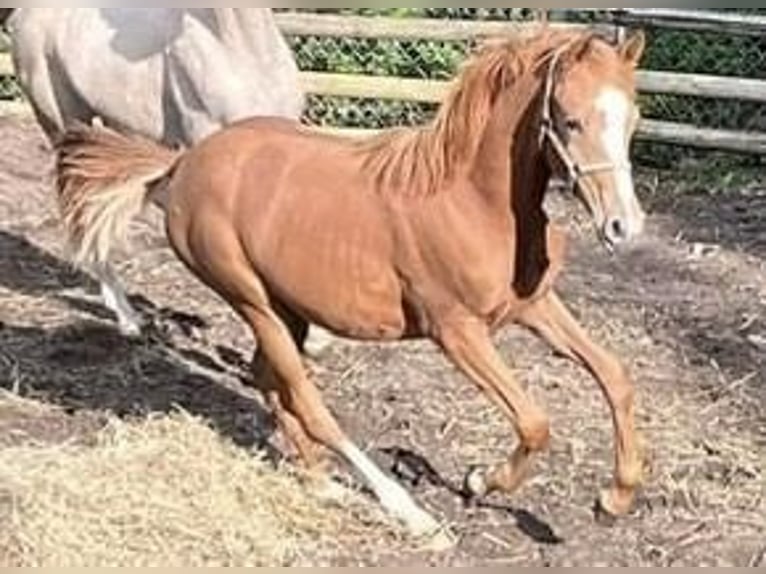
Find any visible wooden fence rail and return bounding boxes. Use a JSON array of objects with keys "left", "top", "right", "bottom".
[
  {"left": 608, "top": 8, "right": 766, "bottom": 37},
  {"left": 2, "top": 52, "right": 766, "bottom": 105},
  {"left": 316, "top": 121, "right": 766, "bottom": 155},
  {"left": 1, "top": 11, "right": 765, "bottom": 154},
  {"left": 274, "top": 12, "right": 611, "bottom": 42},
  {"left": 301, "top": 69, "right": 766, "bottom": 106}
]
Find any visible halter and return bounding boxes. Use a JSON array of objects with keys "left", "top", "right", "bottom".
[{"left": 538, "top": 43, "right": 632, "bottom": 195}]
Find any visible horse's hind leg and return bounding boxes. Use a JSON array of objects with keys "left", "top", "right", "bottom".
[
  {"left": 239, "top": 301, "right": 442, "bottom": 538},
  {"left": 93, "top": 262, "right": 144, "bottom": 337},
  {"left": 251, "top": 302, "right": 324, "bottom": 470},
  {"left": 16, "top": 50, "right": 94, "bottom": 144},
  {"left": 17, "top": 59, "right": 145, "bottom": 336},
  {"left": 254, "top": 357, "right": 323, "bottom": 467},
  {"left": 517, "top": 291, "right": 642, "bottom": 518},
  {"left": 168, "top": 221, "right": 442, "bottom": 540},
  {"left": 89, "top": 112, "right": 145, "bottom": 336}
]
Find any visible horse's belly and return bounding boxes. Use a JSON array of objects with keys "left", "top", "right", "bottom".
[
  {"left": 265, "top": 256, "right": 406, "bottom": 341},
  {"left": 246, "top": 200, "right": 406, "bottom": 340}
]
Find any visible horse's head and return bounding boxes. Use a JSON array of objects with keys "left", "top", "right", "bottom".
[{"left": 541, "top": 31, "right": 646, "bottom": 252}]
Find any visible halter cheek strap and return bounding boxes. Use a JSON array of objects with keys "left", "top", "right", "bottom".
[{"left": 539, "top": 44, "right": 632, "bottom": 194}]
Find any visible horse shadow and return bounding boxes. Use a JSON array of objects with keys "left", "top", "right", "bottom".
[
  {"left": 381, "top": 446, "right": 565, "bottom": 546},
  {"left": 0, "top": 230, "right": 214, "bottom": 342},
  {"left": 0, "top": 229, "right": 274, "bottom": 450}
]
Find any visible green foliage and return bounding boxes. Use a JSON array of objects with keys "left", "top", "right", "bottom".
[
  {"left": 292, "top": 8, "right": 537, "bottom": 20},
  {"left": 291, "top": 37, "right": 466, "bottom": 79},
  {"left": 0, "top": 76, "right": 20, "bottom": 100}
]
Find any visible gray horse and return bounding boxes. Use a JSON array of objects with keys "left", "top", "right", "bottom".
[{"left": 9, "top": 9, "right": 306, "bottom": 338}]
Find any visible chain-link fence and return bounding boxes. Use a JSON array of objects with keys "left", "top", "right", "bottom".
[
  {"left": 641, "top": 29, "right": 766, "bottom": 134},
  {"left": 286, "top": 8, "right": 766, "bottom": 165},
  {"left": 0, "top": 31, "right": 19, "bottom": 101},
  {"left": 287, "top": 9, "right": 539, "bottom": 130}
]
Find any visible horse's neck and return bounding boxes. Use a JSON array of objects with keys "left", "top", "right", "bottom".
[
  {"left": 470, "top": 75, "right": 553, "bottom": 297},
  {"left": 509, "top": 91, "right": 550, "bottom": 221},
  {"left": 509, "top": 91, "right": 554, "bottom": 297},
  {"left": 471, "top": 74, "right": 548, "bottom": 211}
]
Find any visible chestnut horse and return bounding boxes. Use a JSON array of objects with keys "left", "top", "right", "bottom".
[{"left": 56, "top": 29, "right": 646, "bottom": 540}]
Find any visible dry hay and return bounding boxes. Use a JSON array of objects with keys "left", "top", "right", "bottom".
[{"left": 0, "top": 393, "right": 396, "bottom": 567}]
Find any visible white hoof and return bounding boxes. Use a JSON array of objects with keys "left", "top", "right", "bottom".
[
  {"left": 117, "top": 315, "right": 144, "bottom": 338},
  {"left": 464, "top": 465, "right": 490, "bottom": 499},
  {"left": 420, "top": 527, "right": 457, "bottom": 552},
  {"left": 390, "top": 502, "right": 441, "bottom": 539},
  {"left": 399, "top": 508, "right": 455, "bottom": 551}
]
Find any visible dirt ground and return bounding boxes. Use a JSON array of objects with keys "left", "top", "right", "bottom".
[{"left": 0, "top": 116, "right": 764, "bottom": 566}]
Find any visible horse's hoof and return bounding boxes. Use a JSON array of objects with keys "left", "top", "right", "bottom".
[
  {"left": 593, "top": 498, "right": 619, "bottom": 528},
  {"left": 463, "top": 465, "right": 489, "bottom": 501},
  {"left": 418, "top": 526, "right": 457, "bottom": 553},
  {"left": 118, "top": 320, "right": 143, "bottom": 339},
  {"left": 400, "top": 507, "right": 455, "bottom": 552},
  {"left": 594, "top": 487, "right": 634, "bottom": 527}
]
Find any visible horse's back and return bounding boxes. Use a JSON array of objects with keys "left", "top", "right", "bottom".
[
  {"left": 166, "top": 118, "right": 408, "bottom": 340},
  {"left": 169, "top": 116, "right": 388, "bottom": 251}
]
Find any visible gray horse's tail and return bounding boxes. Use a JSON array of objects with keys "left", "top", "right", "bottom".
[{"left": 56, "top": 124, "right": 183, "bottom": 268}]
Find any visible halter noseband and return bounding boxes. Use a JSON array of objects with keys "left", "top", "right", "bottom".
[{"left": 538, "top": 43, "right": 632, "bottom": 194}]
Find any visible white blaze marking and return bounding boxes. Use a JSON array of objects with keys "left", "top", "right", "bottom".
[{"left": 595, "top": 87, "right": 645, "bottom": 237}]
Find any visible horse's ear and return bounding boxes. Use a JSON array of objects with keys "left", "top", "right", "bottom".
[{"left": 620, "top": 30, "right": 645, "bottom": 67}]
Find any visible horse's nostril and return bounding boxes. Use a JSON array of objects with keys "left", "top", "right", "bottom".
[{"left": 607, "top": 218, "right": 627, "bottom": 241}]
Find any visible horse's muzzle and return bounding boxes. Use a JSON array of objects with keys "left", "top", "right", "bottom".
[{"left": 600, "top": 211, "right": 646, "bottom": 253}]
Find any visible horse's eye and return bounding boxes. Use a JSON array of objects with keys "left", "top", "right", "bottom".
[{"left": 565, "top": 118, "right": 583, "bottom": 133}]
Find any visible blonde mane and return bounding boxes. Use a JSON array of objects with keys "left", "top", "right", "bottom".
[{"left": 359, "top": 29, "right": 597, "bottom": 196}]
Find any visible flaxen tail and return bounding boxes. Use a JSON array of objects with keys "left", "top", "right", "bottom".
[{"left": 56, "top": 124, "right": 183, "bottom": 268}]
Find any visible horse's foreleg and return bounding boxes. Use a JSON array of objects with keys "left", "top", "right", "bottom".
[
  {"left": 518, "top": 291, "right": 642, "bottom": 517},
  {"left": 437, "top": 317, "right": 550, "bottom": 499},
  {"left": 93, "top": 262, "right": 144, "bottom": 337}
]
